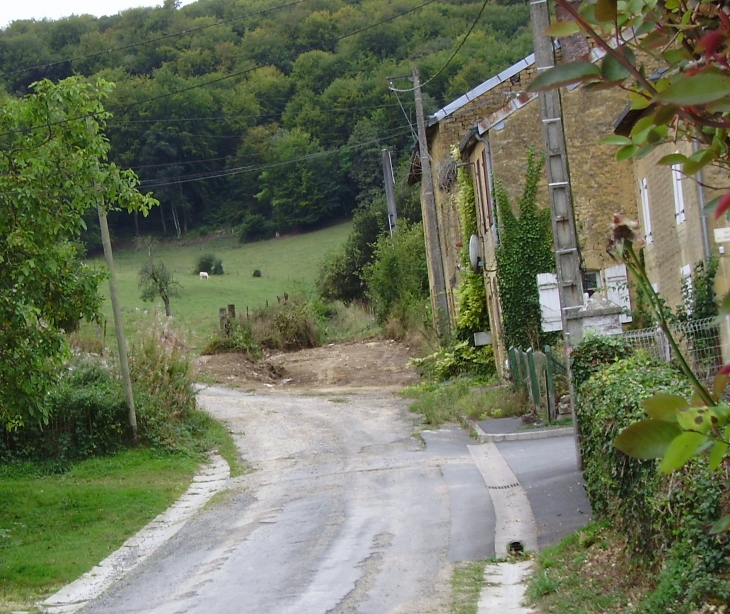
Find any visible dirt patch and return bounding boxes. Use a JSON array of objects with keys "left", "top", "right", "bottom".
[{"left": 196, "top": 339, "right": 421, "bottom": 393}]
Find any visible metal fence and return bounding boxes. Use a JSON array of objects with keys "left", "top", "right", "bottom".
[{"left": 621, "top": 317, "right": 724, "bottom": 385}]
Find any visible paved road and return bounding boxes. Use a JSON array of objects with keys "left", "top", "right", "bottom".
[{"left": 80, "top": 388, "right": 497, "bottom": 614}]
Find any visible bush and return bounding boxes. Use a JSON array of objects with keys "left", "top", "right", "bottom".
[
  {"left": 570, "top": 332, "right": 634, "bottom": 391},
  {"left": 249, "top": 297, "right": 322, "bottom": 351},
  {"left": 238, "top": 213, "right": 277, "bottom": 243},
  {"left": 411, "top": 341, "right": 497, "bottom": 382},
  {"left": 0, "top": 356, "right": 127, "bottom": 466},
  {"left": 362, "top": 222, "right": 429, "bottom": 324},
  {"left": 201, "top": 317, "right": 261, "bottom": 358},
  {"left": 578, "top": 354, "right": 730, "bottom": 611},
  {"left": 194, "top": 253, "right": 223, "bottom": 275}
]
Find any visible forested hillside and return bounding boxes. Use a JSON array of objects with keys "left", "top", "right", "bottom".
[{"left": 0, "top": 0, "right": 531, "bottom": 241}]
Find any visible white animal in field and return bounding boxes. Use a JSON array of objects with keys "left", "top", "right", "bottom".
[{"left": 200, "top": 271, "right": 209, "bottom": 279}]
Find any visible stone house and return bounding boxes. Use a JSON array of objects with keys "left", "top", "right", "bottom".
[{"left": 411, "top": 45, "right": 637, "bottom": 373}]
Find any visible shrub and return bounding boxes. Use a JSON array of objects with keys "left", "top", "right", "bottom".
[
  {"left": 0, "top": 356, "right": 127, "bottom": 466},
  {"left": 362, "top": 222, "right": 429, "bottom": 325},
  {"left": 570, "top": 332, "right": 634, "bottom": 391},
  {"left": 578, "top": 354, "right": 730, "bottom": 611},
  {"left": 201, "top": 317, "right": 261, "bottom": 358},
  {"left": 249, "top": 297, "right": 321, "bottom": 351},
  {"left": 195, "top": 253, "right": 223, "bottom": 275},
  {"left": 411, "top": 341, "right": 497, "bottom": 382},
  {"left": 238, "top": 213, "right": 277, "bottom": 243},
  {"left": 252, "top": 269, "right": 262, "bottom": 277}
]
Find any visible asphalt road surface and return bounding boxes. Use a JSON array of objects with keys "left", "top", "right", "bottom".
[{"left": 79, "top": 387, "right": 495, "bottom": 614}]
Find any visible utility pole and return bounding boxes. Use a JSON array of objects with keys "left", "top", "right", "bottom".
[
  {"left": 88, "top": 119, "right": 137, "bottom": 441},
  {"left": 529, "top": 0, "right": 584, "bottom": 465},
  {"left": 412, "top": 66, "right": 451, "bottom": 339},
  {"left": 98, "top": 208, "right": 138, "bottom": 441},
  {"left": 382, "top": 148, "right": 398, "bottom": 237}
]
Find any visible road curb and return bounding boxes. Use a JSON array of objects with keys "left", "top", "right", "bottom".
[
  {"left": 39, "top": 453, "right": 230, "bottom": 614},
  {"left": 471, "top": 421, "right": 574, "bottom": 443}
]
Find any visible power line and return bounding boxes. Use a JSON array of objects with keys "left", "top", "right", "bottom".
[
  {"left": 388, "top": 0, "right": 490, "bottom": 93},
  {"left": 129, "top": 123, "right": 411, "bottom": 173},
  {"left": 0, "top": 0, "right": 309, "bottom": 79},
  {"left": 107, "top": 102, "right": 404, "bottom": 127},
  {"left": 0, "top": 0, "right": 438, "bottom": 139},
  {"left": 138, "top": 128, "right": 412, "bottom": 188}
]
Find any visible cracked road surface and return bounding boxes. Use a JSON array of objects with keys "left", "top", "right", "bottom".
[{"left": 79, "top": 386, "right": 494, "bottom": 614}]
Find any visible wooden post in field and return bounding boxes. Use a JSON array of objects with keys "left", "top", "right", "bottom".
[
  {"left": 228, "top": 304, "right": 236, "bottom": 319},
  {"left": 219, "top": 308, "right": 227, "bottom": 332}
]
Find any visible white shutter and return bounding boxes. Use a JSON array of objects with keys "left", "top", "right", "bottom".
[
  {"left": 537, "top": 272, "right": 563, "bottom": 331},
  {"left": 640, "top": 178, "right": 652, "bottom": 243},
  {"left": 605, "top": 263, "right": 632, "bottom": 323},
  {"left": 672, "top": 158, "right": 686, "bottom": 224},
  {"left": 681, "top": 264, "right": 693, "bottom": 313}
]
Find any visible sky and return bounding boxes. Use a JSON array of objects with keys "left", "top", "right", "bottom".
[{"left": 0, "top": 0, "right": 196, "bottom": 29}]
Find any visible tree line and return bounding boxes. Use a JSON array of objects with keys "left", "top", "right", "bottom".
[{"left": 0, "top": 0, "right": 532, "bottom": 246}]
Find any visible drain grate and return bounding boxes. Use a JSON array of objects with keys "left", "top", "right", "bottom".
[{"left": 487, "top": 483, "right": 520, "bottom": 490}]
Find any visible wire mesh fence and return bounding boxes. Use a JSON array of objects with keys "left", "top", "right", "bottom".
[{"left": 621, "top": 317, "right": 724, "bottom": 385}]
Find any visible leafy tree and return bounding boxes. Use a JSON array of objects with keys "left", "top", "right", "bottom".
[
  {"left": 0, "top": 77, "right": 155, "bottom": 428},
  {"left": 139, "top": 260, "right": 182, "bottom": 317}
]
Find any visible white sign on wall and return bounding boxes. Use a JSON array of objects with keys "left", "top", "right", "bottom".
[{"left": 714, "top": 227, "right": 730, "bottom": 243}]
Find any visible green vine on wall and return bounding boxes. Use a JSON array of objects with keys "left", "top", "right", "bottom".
[
  {"left": 494, "top": 148, "right": 554, "bottom": 349},
  {"left": 453, "top": 147, "right": 490, "bottom": 340}
]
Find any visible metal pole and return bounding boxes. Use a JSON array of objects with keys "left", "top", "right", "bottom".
[
  {"left": 529, "top": 0, "right": 584, "bottom": 466},
  {"left": 382, "top": 148, "right": 398, "bottom": 237},
  {"left": 412, "top": 65, "right": 451, "bottom": 339}
]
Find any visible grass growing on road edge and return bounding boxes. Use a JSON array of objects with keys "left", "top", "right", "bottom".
[
  {"left": 402, "top": 378, "right": 527, "bottom": 427},
  {"left": 451, "top": 560, "right": 488, "bottom": 614},
  {"left": 526, "top": 523, "right": 650, "bottom": 613},
  {"left": 0, "top": 449, "right": 199, "bottom": 611}
]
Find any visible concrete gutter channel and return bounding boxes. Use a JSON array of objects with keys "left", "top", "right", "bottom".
[
  {"left": 37, "top": 419, "right": 586, "bottom": 614},
  {"left": 470, "top": 418, "right": 588, "bottom": 613}
]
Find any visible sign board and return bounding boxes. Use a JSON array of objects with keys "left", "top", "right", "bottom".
[
  {"left": 715, "top": 227, "right": 730, "bottom": 243},
  {"left": 474, "top": 331, "right": 492, "bottom": 346}
]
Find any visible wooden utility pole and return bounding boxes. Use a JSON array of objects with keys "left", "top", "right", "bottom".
[
  {"left": 382, "top": 148, "right": 398, "bottom": 237},
  {"left": 98, "top": 207, "right": 138, "bottom": 441},
  {"left": 412, "top": 66, "right": 451, "bottom": 339},
  {"left": 529, "top": 0, "right": 584, "bottom": 465}
]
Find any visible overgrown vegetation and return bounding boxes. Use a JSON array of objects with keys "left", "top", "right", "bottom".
[
  {"left": 404, "top": 379, "right": 524, "bottom": 427},
  {"left": 494, "top": 149, "right": 555, "bottom": 350},
  {"left": 569, "top": 333, "right": 634, "bottom": 392},
  {"left": 575, "top": 354, "right": 730, "bottom": 612},
  {"left": 451, "top": 560, "right": 489, "bottom": 614}
]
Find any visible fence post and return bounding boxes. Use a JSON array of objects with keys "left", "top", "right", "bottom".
[
  {"left": 508, "top": 347, "right": 519, "bottom": 388},
  {"left": 219, "top": 308, "right": 227, "bottom": 332},
  {"left": 227, "top": 304, "right": 236, "bottom": 319},
  {"left": 544, "top": 345, "right": 556, "bottom": 421},
  {"left": 527, "top": 348, "right": 541, "bottom": 411}
]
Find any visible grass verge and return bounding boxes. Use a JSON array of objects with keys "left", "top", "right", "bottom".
[
  {"left": 403, "top": 378, "right": 528, "bottom": 427},
  {"left": 0, "top": 449, "right": 198, "bottom": 611},
  {"left": 526, "top": 523, "right": 649, "bottom": 614},
  {"left": 451, "top": 560, "right": 488, "bottom": 614}
]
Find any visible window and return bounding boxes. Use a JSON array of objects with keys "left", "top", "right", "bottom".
[
  {"left": 672, "top": 158, "right": 686, "bottom": 224},
  {"left": 640, "top": 178, "right": 652, "bottom": 243},
  {"left": 584, "top": 270, "right": 601, "bottom": 297}
]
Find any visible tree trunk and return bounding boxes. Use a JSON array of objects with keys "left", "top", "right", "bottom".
[
  {"left": 171, "top": 202, "right": 181, "bottom": 239},
  {"left": 163, "top": 297, "right": 171, "bottom": 317},
  {"left": 160, "top": 204, "right": 168, "bottom": 235},
  {"left": 134, "top": 210, "right": 140, "bottom": 236}
]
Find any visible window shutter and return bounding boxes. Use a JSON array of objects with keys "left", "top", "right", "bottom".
[
  {"left": 605, "top": 263, "right": 632, "bottom": 323},
  {"left": 640, "top": 178, "right": 652, "bottom": 243},
  {"left": 537, "top": 273, "right": 563, "bottom": 331},
  {"left": 672, "top": 159, "right": 686, "bottom": 224}
]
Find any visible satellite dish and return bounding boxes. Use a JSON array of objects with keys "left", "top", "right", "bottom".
[{"left": 468, "top": 234, "right": 483, "bottom": 272}]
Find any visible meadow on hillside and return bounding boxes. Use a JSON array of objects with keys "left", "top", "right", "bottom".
[{"left": 88, "top": 222, "right": 352, "bottom": 350}]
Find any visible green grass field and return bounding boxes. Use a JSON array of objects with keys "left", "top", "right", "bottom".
[
  {"left": 88, "top": 222, "right": 352, "bottom": 350},
  {"left": 0, "top": 450, "right": 198, "bottom": 610}
]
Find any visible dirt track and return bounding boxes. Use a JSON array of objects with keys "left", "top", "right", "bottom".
[{"left": 196, "top": 338, "right": 421, "bottom": 393}]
